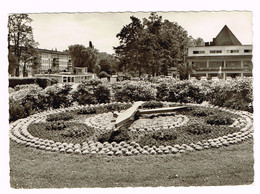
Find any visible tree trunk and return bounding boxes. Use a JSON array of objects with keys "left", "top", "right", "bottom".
[{"left": 23, "top": 63, "right": 27, "bottom": 77}]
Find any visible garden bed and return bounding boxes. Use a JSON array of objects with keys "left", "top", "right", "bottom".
[{"left": 9, "top": 101, "right": 253, "bottom": 157}]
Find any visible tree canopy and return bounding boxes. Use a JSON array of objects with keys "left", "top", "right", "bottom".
[
  {"left": 8, "top": 14, "right": 39, "bottom": 77},
  {"left": 68, "top": 44, "right": 99, "bottom": 73},
  {"left": 114, "top": 12, "right": 204, "bottom": 78}
]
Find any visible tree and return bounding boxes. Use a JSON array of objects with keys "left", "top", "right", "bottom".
[
  {"left": 8, "top": 14, "right": 38, "bottom": 76},
  {"left": 8, "top": 51, "right": 19, "bottom": 76},
  {"left": 177, "top": 63, "right": 197, "bottom": 80},
  {"left": 114, "top": 12, "right": 193, "bottom": 77},
  {"left": 68, "top": 44, "right": 98, "bottom": 72},
  {"left": 114, "top": 16, "right": 144, "bottom": 76}
]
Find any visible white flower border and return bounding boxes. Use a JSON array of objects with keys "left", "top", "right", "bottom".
[{"left": 9, "top": 102, "right": 253, "bottom": 156}]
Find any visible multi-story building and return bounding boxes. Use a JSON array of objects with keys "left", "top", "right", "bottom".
[
  {"left": 187, "top": 25, "right": 253, "bottom": 80},
  {"left": 38, "top": 48, "right": 72, "bottom": 73}
]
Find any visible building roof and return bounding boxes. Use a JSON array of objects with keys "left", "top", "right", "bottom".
[{"left": 212, "top": 25, "right": 242, "bottom": 46}]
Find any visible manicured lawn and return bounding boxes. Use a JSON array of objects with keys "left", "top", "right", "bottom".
[{"left": 9, "top": 139, "right": 254, "bottom": 188}]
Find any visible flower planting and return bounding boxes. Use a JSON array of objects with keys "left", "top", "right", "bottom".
[
  {"left": 9, "top": 78, "right": 253, "bottom": 122},
  {"left": 9, "top": 101, "right": 253, "bottom": 157}
]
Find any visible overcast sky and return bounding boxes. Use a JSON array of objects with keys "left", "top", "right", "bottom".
[{"left": 29, "top": 11, "right": 252, "bottom": 54}]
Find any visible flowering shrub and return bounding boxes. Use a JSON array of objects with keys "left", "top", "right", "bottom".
[
  {"left": 186, "top": 122, "right": 213, "bottom": 135},
  {"left": 138, "top": 130, "right": 178, "bottom": 147},
  {"left": 45, "top": 121, "right": 67, "bottom": 130},
  {"left": 61, "top": 126, "right": 87, "bottom": 138},
  {"left": 113, "top": 81, "right": 157, "bottom": 102},
  {"left": 42, "top": 84, "right": 73, "bottom": 109},
  {"left": 167, "top": 80, "right": 204, "bottom": 103},
  {"left": 46, "top": 112, "right": 74, "bottom": 122},
  {"left": 142, "top": 101, "right": 164, "bottom": 109},
  {"left": 206, "top": 78, "right": 253, "bottom": 112},
  {"left": 97, "top": 127, "right": 130, "bottom": 143},
  {"left": 206, "top": 114, "right": 233, "bottom": 125}
]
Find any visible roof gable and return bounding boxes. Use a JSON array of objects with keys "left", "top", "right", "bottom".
[{"left": 212, "top": 25, "right": 242, "bottom": 46}]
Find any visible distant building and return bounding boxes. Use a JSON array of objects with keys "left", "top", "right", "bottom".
[
  {"left": 38, "top": 48, "right": 72, "bottom": 73},
  {"left": 187, "top": 25, "right": 253, "bottom": 80},
  {"left": 35, "top": 49, "right": 95, "bottom": 83}
]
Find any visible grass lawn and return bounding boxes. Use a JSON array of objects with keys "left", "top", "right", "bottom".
[{"left": 9, "top": 139, "right": 254, "bottom": 188}]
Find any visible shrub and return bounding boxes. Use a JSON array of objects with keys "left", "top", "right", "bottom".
[
  {"left": 142, "top": 101, "right": 163, "bottom": 109},
  {"left": 113, "top": 81, "right": 156, "bottom": 102},
  {"left": 138, "top": 130, "right": 178, "bottom": 147},
  {"left": 42, "top": 84, "right": 73, "bottom": 109},
  {"left": 156, "top": 82, "right": 170, "bottom": 101},
  {"left": 61, "top": 126, "right": 87, "bottom": 138},
  {"left": 46, "top": 112, "right": 74, "bottom": 122},
  {"left": 94, "top": 84, "right": 110, "bottom": 103},
  {"left": 206, "top": 114, "right": 233, "bottom": 125},
  {"left": 45, "top": 121, "right": 67, "bottom": 130},
  {"left": 98, "top": 71, "right": 110, "bottom": 78},
  {"left": 9, "top": 98, "right": 26, "bottom": 122},
  {"left": 9, "top": 77, "right": 57, "bottom": 88},
  {"left": 152, "top": 130, "right": 178, "bottom": 141},
  {"left": 97, "top": 127, "right": 130, "bottom": 143},
  {"left": 206, "top": 78, "right": 253, "bottom": 112},
  {"left": 77, "top": 107, "right": 97, "bottom": 114},
  {"left": 186, "top": 123, "right": 213, "bottom": 135},
  {"left": 191, "top": 108, "right": 214, "bottom": 117}
]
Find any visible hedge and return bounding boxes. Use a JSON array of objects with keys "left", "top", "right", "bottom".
[{"left": 9, "top": 77, "right": 58, "bottom": 88}]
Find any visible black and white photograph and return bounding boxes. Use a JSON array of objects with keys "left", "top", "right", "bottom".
[{"left": 1, "top": 0, "right": 259, "bottom": 193}]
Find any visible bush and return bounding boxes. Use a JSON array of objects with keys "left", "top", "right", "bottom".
[
  {"left": 113, "top": 81, "right": 156, "bottom": 102},
  {"left": 206, "top": 114, "right": 233, "bottom": 125},
  {"left": 206, "top": 78, "right": 253, "bottom": 112},
  {"left": 98, "top": 71, "right": 110, "bottom": 78},
  {"left": 61, "top": 126, "right": 87, "bottom": 138},
  {"left": 186, "top": 123, "right": 213, "bottom": 135},
  {"left": 191, "top": 108, "right": 214, "bottom": 117},
  {"left": 9, "top": 98, "right": 26, "bottom": 122},
  {"left": 45, "top": 121, "right": 67, "bottom": 130},
  {"left": 142, "top": 101, "right": 163, "bottom": 109},
  {"left": 77, "top": 106, "right": 97, "bottom": 114},
  {"left": 167, "top": 80, "right": 204, "bottom": 103},
  {"left": 152, "top": 130, "right": 178, "bottom": 141},
  {"left": 46, "top": 112, "right": 74, "bottom": 122},
  {"left": 97, "top": 127, "right": 130, "bottom": 143},
  {"left": 94, "top": 84, "right": 110, "bottom": 103},
  {"left": 42, "top": 84, "right": 73, "bottom": 109},
  {"left": 138, "top": 130, "right": 178, "bottom": 147},
  {"left": 9, "top": 77, "right": 57, "bottom": 88}
]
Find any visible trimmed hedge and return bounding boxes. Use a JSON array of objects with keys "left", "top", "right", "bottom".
[{"left": 9, "top": 77, "right": 57, "bottom": 88}]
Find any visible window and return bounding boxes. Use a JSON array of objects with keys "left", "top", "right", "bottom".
[
  {"left": 193, "top": 50, "right": 205, "bottom": 54},
  {"left": 244, "top": 49, "right": 252, "bottom": 53},
  {"left": 193, "top": 61, "right": 207, "bottom": 68},
  {"left": 226, "top": 61, "right": 241, "bottom": 68},
  {"left": 63, "top": 77, "right": 67, "bottom": 83},
  {"left": 227, "top": 50, "right": 239, "bottom": 53},
  {"left": 209, "top": 61, "right": 223, "bottom": 68},
  {"left": 210, "top": 50, "right": 222, "bottom": 53}
]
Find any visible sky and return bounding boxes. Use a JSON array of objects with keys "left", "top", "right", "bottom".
[{"left": 29, "top": 11, "right": 253, "bottom": 54}]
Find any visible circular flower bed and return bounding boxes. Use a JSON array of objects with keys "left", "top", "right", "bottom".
[{"left": 9, "top": 102, "right": 253, "bottom": 156}]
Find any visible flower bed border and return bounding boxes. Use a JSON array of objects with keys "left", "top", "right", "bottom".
[{"left": 9, "top": 102, "right": 253, "bottom": 156}]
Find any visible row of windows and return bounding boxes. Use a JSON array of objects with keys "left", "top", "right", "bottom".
[
  {"left": 192, "top": 61, "right": 252, "bottom": 69},
  {"left": 193, "top": 49, "right": 252, "bottom": 54}
]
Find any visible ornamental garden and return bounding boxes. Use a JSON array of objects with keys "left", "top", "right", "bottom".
[{"left": 9, "top": 77, "right": 253, "bottom": 157}]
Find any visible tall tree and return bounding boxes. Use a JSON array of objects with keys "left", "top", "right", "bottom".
[
  {"left": 68, "top": 44, "right": 98, "bottom": 72},
  {"left": 8, "top": 51, "right": 18, "bottom": 76},
  {"left": 114, "top": 12, "right": 194, "bottom": 77},
  {"left": 8, "top": 14, "right": 38, "bottom": 76},
  {"left": 114, "top": 16, "right": 144, "bottom": 76}
]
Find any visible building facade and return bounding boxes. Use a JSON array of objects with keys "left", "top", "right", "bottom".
[
  {"left": 187, "top": 25, "right": 253, "bottom": 80},
  {"left": 38, "top": 49, "right": 72, "bottom": 73}
]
